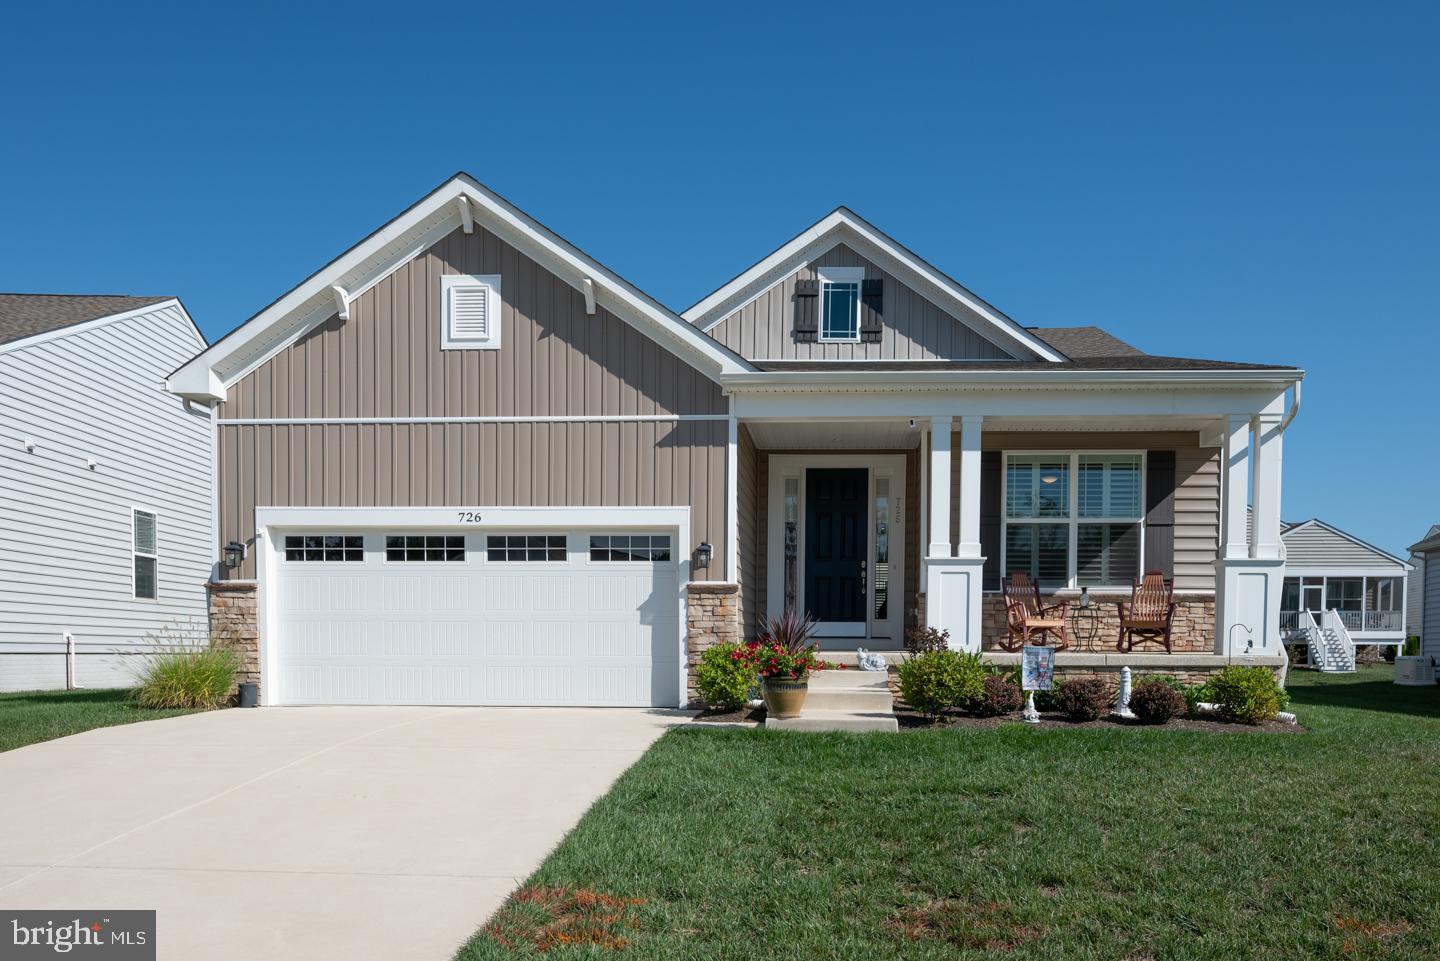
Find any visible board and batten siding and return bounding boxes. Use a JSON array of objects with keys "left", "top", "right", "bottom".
[
  {"left": 0, "top": 304, "right": 211, "bottom": 691},
  {"left": 1280, "top": 524, "right": 1404, "bottom": 571},
  {"left": 707, "top": 244, "right": 1016, "bottom": 362},
  {"left": 217, "top": 224, "right": 729, "bottom": 580},
  {"left": 959, "top": 431, "right": 1220, "bottom": 592}
]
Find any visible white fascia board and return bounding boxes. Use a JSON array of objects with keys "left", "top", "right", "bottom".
[
  {"left": 721, "top": 368, "right": 1305, "bottom": 390},
  {"left": 1285, "top": 566, "right": 1412, "bottom": 577},
  {"left": 168, "top": 175, "right": 754, "bottom": 403},
  {"left": 0, "top": 298, "right": 192, "bottom": 357},
  {"left": 684, "top": 209, "right": 1066, "bottom": 363}
]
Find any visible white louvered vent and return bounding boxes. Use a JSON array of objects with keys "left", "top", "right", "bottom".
[{"left": 441, "top": 274, "right": 502, "bottom": 350}]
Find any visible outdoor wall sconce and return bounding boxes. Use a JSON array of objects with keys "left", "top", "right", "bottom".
[
  {"left": 695, "top": 542, "right": 713, "bottom": 570},
  {"left": 1079, "top": 586, "right": 1090, "bottom": 609},
  {"left": 223, "top": 541, "right": 247, "bottom": 569}
]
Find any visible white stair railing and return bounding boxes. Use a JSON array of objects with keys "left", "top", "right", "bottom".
[{"left": 1319, "top": 609, "right": 1357, "bottom": 672}]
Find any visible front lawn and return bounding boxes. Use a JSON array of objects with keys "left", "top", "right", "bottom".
[
  {"left": 0, "top": 687, "right": 200, "bottom": 753},
  {"left": 459, "top": 666, "right": 1440, "bottom": 960}
]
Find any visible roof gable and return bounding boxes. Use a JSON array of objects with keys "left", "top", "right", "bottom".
[
  {"left": 0, "top": 294, "right": 174, "bottom": 348},
  {"left": 683, "top": 208, "right": 1066, "bottom": 363},
  {"left": 168, "top": 173, "right": 753, "bottom": 400},
  {"left": 1282, "top": 518, "right": 1412, "bottom": 570}
]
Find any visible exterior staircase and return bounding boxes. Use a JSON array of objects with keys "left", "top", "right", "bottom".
[
  {"left": 1303, "top": 609, "right": 1357, "bottom": 673},
  {"left": 765, "top": 669, "right": 899, "bottom": 732}
]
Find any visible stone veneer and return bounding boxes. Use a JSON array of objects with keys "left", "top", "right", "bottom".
[
  {"left": 208, "top": 581, "right": 260, "bottom": 697},
  {"left": 686, "top": 581, "right": 741, "bottom": 707},
  {"left": 980, "top": 593, "right": 1216, "bottom": 654}
]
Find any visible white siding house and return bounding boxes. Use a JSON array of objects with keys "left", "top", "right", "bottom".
[
  {"left": 1410, "top": 529, "right": 1440, "bottom": 674},
  {"left": 0, "top": 295, "right": 212, "bottom": 691}
]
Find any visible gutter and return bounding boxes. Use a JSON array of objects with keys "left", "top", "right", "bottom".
[
  {"left": 1278, "top": 379, "right": 1301, "bottom": 433},
  {"left": 720, "top": 368, "right": 1306, "bottom": 391}
]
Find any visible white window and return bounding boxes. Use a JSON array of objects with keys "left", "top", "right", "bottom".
[
  {"left": 589, "top": 535, "right": 672, "bottom": 562},
  {"left": 817, "top": 266, "right": 864, "bottom": 342},
  {"left": 132, "top": 509, "right": 158, "bottom": 599},
  {"left": 1002, "top": 453, "right": 1144, "bottom": 588},
  {"left": 486, "top": 535, "right": 566, "bottom": 562},
  {"left": 441, "top": 274, "right": 502, "bottom": 350},
  {"left": 284, "top": 535, "right": 364, "bottom": 562},
  {"left": 385, "top": 535, "right": 465, "bottom": 562}
]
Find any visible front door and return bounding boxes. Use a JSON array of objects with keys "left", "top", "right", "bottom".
[{"left": 805, "top": 468, "right": 867, "bottom": 633}]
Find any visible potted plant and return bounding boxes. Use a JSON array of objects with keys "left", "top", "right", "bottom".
[{"left": 750, "top": 610, "right": 825, "bottom": 719}]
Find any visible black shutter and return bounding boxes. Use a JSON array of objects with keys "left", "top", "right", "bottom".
[
  {"left": 860, "top": 278, "right": 884, "bottom": 342},
  {"left": 980, "top": 451, "right": 1003, "bottom": 592},
  {"left": 1144, "top": 450, "right": 1176, "bottom": 578},
  {"left": 793, "top": 278, "right": 819, "bottom": 342}
]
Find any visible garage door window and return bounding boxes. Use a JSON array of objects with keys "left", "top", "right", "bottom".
[
  {"left": 486, "top": 535, "right": 566, "bottom": 562},
  {"left": 385, "top": 535, "right": 465, "bottom": 562},
  {"left": 285, "top": 535, "right": 363, "bottom": 562},
  {"left": 590, "top": 534, "right": 672, "bottom": 562}
]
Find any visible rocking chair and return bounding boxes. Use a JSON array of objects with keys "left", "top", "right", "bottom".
[
  {"left": 1001, "top": 572, "right": 1071, "bottom": 652},
  {"left": 1116, "top": 572, "right": 1177, "bottom": 653}
]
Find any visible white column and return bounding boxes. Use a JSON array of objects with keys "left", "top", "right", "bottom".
[
  {"left": 957, "top": 415, "right": 983, "bottom": 558},
  {"left": 1220, "top": 414, "right": 1251, "bottom": 560},
  {"left": 928, "top": 415, "right": 953, "bottom": 558},
  {"left": 725, "top": 410, "right": 739, "bottom": 582},
  {"left": 1249, "top": 413, "right": 1284, "bottom": 561}
]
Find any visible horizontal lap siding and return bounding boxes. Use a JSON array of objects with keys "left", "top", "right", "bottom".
[
  {"left": 1281, "top": 525, "right": 1402, "bottom": 570},
  {"left": 707, "top": 244, "right": 1015, "bottom": 362}
]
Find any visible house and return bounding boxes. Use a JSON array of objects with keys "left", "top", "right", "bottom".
[
  {"left": 1407, "top": 525, "right": 1437, "bottom": 642},
  {"left": 0, "top": 294, "right": 211, "bottom": 691},
  {"left": 1409, "top": 528, "right": 1440, "bottom": 674},
  {"left": 1276, "top": 518, "right": 1412, "bottom": 671},
  {"left": 166, "top": 173, "right": 1302, "bottom": 707}
]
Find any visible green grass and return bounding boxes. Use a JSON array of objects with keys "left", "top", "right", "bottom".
[
  {"left": 0, "top": 687, "right": 201, "bottom": 753},
  {"left": 458, "top": 666, "right": 1440, "bottom": 961}
]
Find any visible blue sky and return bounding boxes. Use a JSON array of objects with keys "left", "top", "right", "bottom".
[{"left": 2, "top": 2, "right": 1435, "bottom": 557}]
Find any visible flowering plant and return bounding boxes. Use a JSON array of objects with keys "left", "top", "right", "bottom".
[{"left": 739, "top": 610, "right": 837, "bottom": 680}]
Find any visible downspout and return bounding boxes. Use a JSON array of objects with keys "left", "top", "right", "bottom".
[{"left": 1278, "top": 380, "right": 1301, "bottom": 433}]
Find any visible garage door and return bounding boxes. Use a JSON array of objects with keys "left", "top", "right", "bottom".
[{"left": 270, "top": 529, "right": 681, "bottom": 706}]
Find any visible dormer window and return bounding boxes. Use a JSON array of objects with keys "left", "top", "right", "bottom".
[
  {"left": 441, "top": 274, "right": 502, "bottom": 350},
  {"left": 817, "top": 266, "right": 864, "bottom": 342}
]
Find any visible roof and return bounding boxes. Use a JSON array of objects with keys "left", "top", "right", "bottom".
[
  {"left": 1027, "top": 326, "right": 1144, "bottom": 358},
  {"left": 1282, "top": 518, "right": 1414, "bottom": 569},
  {"left": 0, "top": 293, "right": 171, "bottom": 346},
  {"left": 1410, "top": 525, "right": 1440, "bottom": 555},
  {"left": 751, "top": 354, "right": 1298, "bottom": 373}
]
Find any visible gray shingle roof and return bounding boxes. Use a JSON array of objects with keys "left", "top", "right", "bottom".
[
  {"left": 1027, "top": 326, "right": 1145, "bottom": 358},
  {"left": 0, "top": 293, "right": 171, "bottom": 347}
]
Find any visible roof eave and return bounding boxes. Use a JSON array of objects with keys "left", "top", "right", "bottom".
[{"left": 720, "top": 368, "right": 1304, "bottom": 391}]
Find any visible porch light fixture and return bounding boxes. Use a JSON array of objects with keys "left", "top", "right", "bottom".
[
  {"left": 223, "top": 540, "right": 247, "bottom": 569},
  {"left": 1079, "top": 587, "right": 1090, "bottom": 609},
  {"left": 695, "top": 542, "right": 713, "bottom": 570}
]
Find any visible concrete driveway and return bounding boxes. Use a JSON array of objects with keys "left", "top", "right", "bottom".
[{"left": 0, "top": 707, "right": 683, "bottom": 960}]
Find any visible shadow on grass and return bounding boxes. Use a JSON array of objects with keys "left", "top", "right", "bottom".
[
  {"left": 1287, "top": 672, "right": 1440, "bottom": 720},
  {"left": 0, "top": 688, "right": 135, "bottom": 707}
]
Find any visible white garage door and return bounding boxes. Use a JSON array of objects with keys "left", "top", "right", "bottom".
[{"left": 269, "top": 530, "right": 681, "bottom": 707}]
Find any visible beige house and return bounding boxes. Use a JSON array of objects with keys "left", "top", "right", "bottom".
[{"left": 168, "top": 173, "right": 1302, "bottom": 707}]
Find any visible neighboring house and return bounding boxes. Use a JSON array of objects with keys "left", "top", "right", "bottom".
[
  {"left": 1410, "top": 528, "right": 1440, "bottom": 672},
  {"left": 0, "top": 294, "right": 211, "bottom": 691},
  {"left": 1276, "top": 518, "right": 1411, "bottom": 671},
  {"left": 167, "top": 173, "right": 1302, "bottom": 708},
  {"left": 1407, "top": 525, "right": 1438, "bottom": 641}
]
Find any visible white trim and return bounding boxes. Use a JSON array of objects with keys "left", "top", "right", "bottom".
[
  {"left": 253, "top": 504, "right": 692, "bottom": 707},
  {"left": 816, "top": 265, "right": 864, "bottom": 344},
  {"left": 1285, "top": 567, "right": 1411, "bottom": 578},
  {"left": 440, "top": 274, "right": 502, "bottom": 351},
  {"left": 130, "top": 505, "right": 159, "bottom": 601},
  {"left": 0, "top": 298, "right": 204, "bottom": 357},
  {"left": 723, "top": 369, "right": 1304, "bottom": 390},
  {"left": 168, "top": 174, "right": 753, "bottom": 401},
  {"left": 456, "top": 195, "right": 474, "bottom": 234},
  {"left": 330, "top": 285, "right": 350, "bottom": 321},
  {"left": 215, "top": 413, "right": 730, "bottom": 426},
  {"left": 725, "top": 406, "right": 739, "bottom": 583},
  {"left": 683, "top": 209, "right": 1066, "bottom": 362}
]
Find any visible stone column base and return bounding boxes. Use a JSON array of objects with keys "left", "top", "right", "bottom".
[
  {"left": 208, "top": 581, "right": 259, "bottom": 699},
  {"left": 686, "top": 582, "right": 740, "bottom": 707}
]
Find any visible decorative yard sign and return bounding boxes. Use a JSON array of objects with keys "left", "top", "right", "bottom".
[{"left": 1021, "top": 646, "right": 1055, "bottom": 691}]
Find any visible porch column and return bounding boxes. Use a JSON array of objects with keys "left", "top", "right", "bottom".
[
  {"left": 928, "top": 415, "right": 953, "bottom": 558},
  {"left": 725, "top": 410, "right": 739, "bottom": 582},
  {"left": 1249, "top": 412, "right": 1284, "bottom": 561},
  {"left": 1215, "top": 411, "right": 1285, "bottom": 656},
  {"left": 925, "top": 414, "right": 983, "bottom": 653},
  {"left": 1220, "top": 414, "right": 1250, "bottom": 560}
]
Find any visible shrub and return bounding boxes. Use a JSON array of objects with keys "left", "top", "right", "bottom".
[
  {"left": 695, "top": 643, "right": 756, "bottom": 710},
  {"left": 1128, "top": 678, "right": 1186, "bottom": 724},
  {"left": 133, "top": 625, "right": 238, "bottom": 710},
  {"left": 1403, "top": 636, "right": 1421, "bottom": 657},
  {"left": 904, "top": 626, "right": 951, "bottom": 655},
  {"left": 897, "top": 650, "right": 986, "bottom": 722},
  {"left": 1054, "top": 676, "right": 1111, "bottom": 722},
  {"left": 972, "top": 674, "right": 1023, "bottom": 717},
  {"left": 1207, "top": 665, "right": 1289, "bottom": 725}
]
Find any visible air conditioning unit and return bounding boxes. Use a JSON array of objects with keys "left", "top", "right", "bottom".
[{"left": 1394, "top": 656, "right": 1435, "bottom": 686}]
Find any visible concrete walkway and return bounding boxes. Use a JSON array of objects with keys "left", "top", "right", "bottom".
[{"left": 0, "top": 706, "right": 684, "bottom": 960}]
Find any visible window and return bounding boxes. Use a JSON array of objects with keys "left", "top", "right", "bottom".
[
  {"left": 1326, "top": 578, "right": 1363, "bottom": 612},
  {"left": 386, "top": 535, "right": 465, "bottom": 562},
  {"left": 441, "top": 274, "right": 502, "bottom": 350},
  {"left": 818, "top": 267, "right": 863, "bottom": 342},
  {"left": 1003, "top": 453, "right": 1144, "bottom": 588},
  {"left": 132, "top": 509, "right": 157, "bottom": 599},
  {"left": 589, "top": 534, "right": 672, "bottom": 562},
  {"left": 284, "top": 534, "right": 364, "bottom": 562},
  {"left": 487, "top": 535, "right": 566, "bottom": 562}
]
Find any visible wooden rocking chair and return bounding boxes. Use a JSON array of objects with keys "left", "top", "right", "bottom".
[
  {"left": 1116, "top": 572, "right": 1177, "bottom": 653},
  {"left": 1001, "top": 573, "right": 1071, "bottom": 652}
]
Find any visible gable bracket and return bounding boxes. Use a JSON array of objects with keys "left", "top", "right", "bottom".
[
  {"left": 456, "top": 196, "right": 474, "bottom": 234},
  {"left": 582, "top": 278, "right": 597, "bottom": 316},
  {"left": 330, "top": 285, "right": 351, "bottom": 321}
]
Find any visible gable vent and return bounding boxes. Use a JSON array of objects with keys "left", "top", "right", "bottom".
[
  {"left": 450, "top": 285, "right": 490, "bottom": 339},
  {"left": 441, "top": 274, "right": 502, "bottom": 350}
]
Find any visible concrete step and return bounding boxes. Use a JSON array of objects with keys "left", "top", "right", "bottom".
[
  {"left": 823, "top": 650, "right": 908, "bottom": 668},
  {"left": 804, "top": 688, "right": 894, "bottom": 711},
  {"left": 808, "top": 669, "right": 891, "bottom": 690},
  {"left": 765, "top": 710, "right": 899, "bottom": 733}
]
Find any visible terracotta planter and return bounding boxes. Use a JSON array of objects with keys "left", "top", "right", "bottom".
[{"left": 761, "top": 675, "right": 809, "bottom": 719}]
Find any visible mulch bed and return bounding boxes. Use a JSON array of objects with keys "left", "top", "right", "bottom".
[
  {"left": 691, "top": 704, "right": 766, "bottom": 724},
  {"left": 893, "top": 703, "right": 1304, "bottom": 733}
]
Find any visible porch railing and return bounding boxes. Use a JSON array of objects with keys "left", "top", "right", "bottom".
[{"left": 1281, "top": 609, "right": 1404, "bottom": 635}]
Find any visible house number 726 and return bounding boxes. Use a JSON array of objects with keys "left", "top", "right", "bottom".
[{"left": 456, "top": 511, "right": 484, "bottom": 523}]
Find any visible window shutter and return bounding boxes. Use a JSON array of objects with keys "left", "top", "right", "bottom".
[
  {"left": 860, "top": 278, "right": 883, "bottom": 342},
  {"left": 449, "top": 284, "right": 490, "bottom": 341},
  {"left": 1144, "top": 450, "right": 1176, "bottom": 578},
  {"left": 793, "top": 278, "right": 819, "bottom": 342},
  {"left": 980, "top": 451, "right": 1003, "bottom": 591}
]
